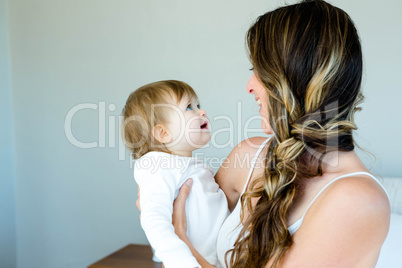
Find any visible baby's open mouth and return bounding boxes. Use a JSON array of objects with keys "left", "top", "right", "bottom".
[{"left": 200, "top": 122, "right": 208, "bottom": 129}]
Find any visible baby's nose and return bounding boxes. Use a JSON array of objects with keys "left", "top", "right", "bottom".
[{"left": 199, "top": 109, "right": 206, "bottom": 116}]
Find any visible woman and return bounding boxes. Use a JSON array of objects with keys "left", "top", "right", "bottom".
[{"left": 140, "top": 0, "right": 390, "bottom": 267}]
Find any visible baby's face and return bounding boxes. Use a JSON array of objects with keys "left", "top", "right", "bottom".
[{"left": 165, "top": 94, "right": 211, "bottom": 153}]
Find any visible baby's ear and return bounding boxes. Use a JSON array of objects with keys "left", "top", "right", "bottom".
[{"left": 152, "top": 124, "right": 172, "bottom": 144}]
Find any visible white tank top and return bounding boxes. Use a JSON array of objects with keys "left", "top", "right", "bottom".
[
  {"left": 215, "top": 137, "right": 388, "bottom": 268},
  {"left": 216, "top": 137, "right": 272, "bottom": 267}
]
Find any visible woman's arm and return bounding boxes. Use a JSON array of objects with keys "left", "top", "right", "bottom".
[
  {"left": 215, "top": 136, "right": 268, "bottom": 211},
  {"left": 277, "top": 176, "right": 390, "bottom": 268},
  {"left": 136, "top": 137, "right": 270, "bottom": 266},
  {"left": 170, "top": 137, "right": 269, "bottom": 266}
]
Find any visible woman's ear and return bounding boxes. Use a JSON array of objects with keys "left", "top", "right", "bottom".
[{"left": 152, "top": 124, "right": 172, "bottom": 144}]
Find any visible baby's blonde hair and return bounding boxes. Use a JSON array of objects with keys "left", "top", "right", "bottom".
[{"left": 122, "top": 80, "right": 198, "bottom": 159}]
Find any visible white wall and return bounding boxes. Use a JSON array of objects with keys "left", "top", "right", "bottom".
[
  {"left": 5, "top": 0, "right": 402, "bottom": 267},
  {"left": 344, "top": 0, "right": 402, "bottom": 177},
  {"left": 0, "top": 0, "right": 16, "bottom": 267}
]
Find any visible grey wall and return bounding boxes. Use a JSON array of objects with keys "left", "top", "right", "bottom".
[
  {"left": 346, "top": 0, "right": 402, "bottom": 177},
  {"left": 0, "top": 0, "right": 16, "bottom": 267},
  {"left": 3, "top": 0, "right": 402, "bottom": 267}
]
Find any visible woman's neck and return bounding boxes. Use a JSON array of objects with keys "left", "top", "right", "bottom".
[{"left": 320, "top": 150, "right": 368, "bottom": 174}]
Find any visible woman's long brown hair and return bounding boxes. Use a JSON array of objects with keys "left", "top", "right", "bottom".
[{"left": 227, "top": 1, "right": 363, "bottom": 267}]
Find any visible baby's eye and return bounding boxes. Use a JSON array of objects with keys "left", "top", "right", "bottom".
[
  {"left": 197, "top": 104, "right": 201, "bottom": 109},
  {"left": 186, "top": 104, "right": 193, "bottom": 110}
]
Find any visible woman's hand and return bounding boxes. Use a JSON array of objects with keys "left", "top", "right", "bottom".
[
  {"left": 136, "top": 185, "right": 141, "bottom": 218},
  {"left": 139, "top": 179, "right": 213, "bottom": 268},
  {"left": 172, "top": 179, "right": 193, "bottom": 239},
  {"left": 172, "top": 179, "right": 215, "bottom": 268}
]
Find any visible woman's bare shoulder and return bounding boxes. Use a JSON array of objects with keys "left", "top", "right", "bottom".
[
  {"left": 312, "top": 175, "right": 390, "bottom": 233},
  {"left": 216, "top": 136, "right": 268, "bottom": 185},
  {"left": 215, "top": 137, "right": 269, "bottom": 209},
  {"left": 283, "top": 174, "right": 390, "bottom": 267}
]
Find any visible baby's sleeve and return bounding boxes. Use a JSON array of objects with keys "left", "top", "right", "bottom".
[{"left": 134, "top": 157, "right": 201, "bottom": 268}]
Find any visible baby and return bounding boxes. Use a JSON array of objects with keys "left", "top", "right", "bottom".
[{"left": 122, "top": 80, "right": 229, "bottom": 268}]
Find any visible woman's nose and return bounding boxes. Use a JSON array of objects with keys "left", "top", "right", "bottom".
[{"left": 246, "top": 74, "right": 255, "bottom": 94}]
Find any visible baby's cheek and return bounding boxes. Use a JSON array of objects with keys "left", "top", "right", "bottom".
[
  {"left": 181, "top": 115, "right": 196, "bottom": 130},
  {"left": 188, "top": 120, "right": 201, "bottom": 130}
]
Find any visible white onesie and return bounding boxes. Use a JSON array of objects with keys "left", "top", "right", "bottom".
[{"left": 134, "top": 151, "right": 229, "bottom": 268}]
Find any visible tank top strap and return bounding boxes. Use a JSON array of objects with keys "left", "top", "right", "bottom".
[
  {"left": 287, "top": 171, "right": 389, "bottom": 235},
  {"left": 240, "top": 136, "right": 273, "bottom": 196},
  {"left": 301, "top": 172, "right": 388, "bottom": 220}
]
